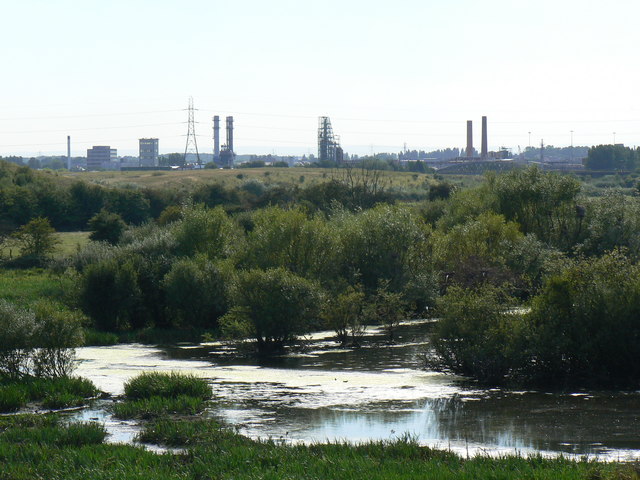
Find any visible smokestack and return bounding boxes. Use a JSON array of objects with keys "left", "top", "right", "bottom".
[
  {"left": 213, "top": 116, "right": 220, "bottom": 158},
  {"left": 466, "top": 120, "right": 473, "bottom": 157},
  {"left": 226, "top": 116, "right": 234, "bottom": 153},
  {"left": 481, "top": 116, "right": 488, "bottom": 159},
  {"left": 67, "top": 136, "right": 71, "bottom": 170}
]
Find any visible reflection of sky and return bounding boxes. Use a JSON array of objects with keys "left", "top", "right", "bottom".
[{"left": 75, "top": 337, "right": 640, "bottom": 461}]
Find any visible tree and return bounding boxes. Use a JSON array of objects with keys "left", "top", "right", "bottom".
[
  {"left": 220, "top": 268, "right": 322, "bottom": 353},
  {"left": 322, "top": 285, "right": 366, "bottom": 346},
  {"left": 11, "top": 217, "right": 59, "bottom": 261},
  {"left": 584, "top": 144, "right": 637, "bottom": 171},
  {"left": 88, "top": 209, "right": 126, "bottom": 244},
  {"left": 367, "top": 281, "right": 408, "bottom": 342},
  {"left": 162, "top": 256, "right": 228, "bottom": 329}
]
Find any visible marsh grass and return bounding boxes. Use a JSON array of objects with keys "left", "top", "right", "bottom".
[
  {"left": 0, "top": 413, "right": 636, "bottom": 479},
  {"left": 0, "top": 384, "right": 27, "bottom": 412},
  {"left": 0, "top": 376, "right": 99, "bottom": 412},
  {"left": 112, "top": 395, "right": 206, "bottom": 419},
  {"left": 0, "top": 416, "right": 105, "bottom": 446},
  {"left": 123, "top": 372, "right": 211, "bottom": 400}
]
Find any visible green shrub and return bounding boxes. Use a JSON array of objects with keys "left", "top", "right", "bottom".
[
  {"left": 221, "top": 268, "right": 323, "bottom": 353},
  {"left": 123, "top": 372, "right": 211, "bottom": 400},
  {"left": 0, "top": 385, "right": 27, "bottom": 412}
]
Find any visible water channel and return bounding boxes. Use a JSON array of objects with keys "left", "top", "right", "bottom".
[{"left": 73, "top": 320, "right": 640, "bottom": 460}]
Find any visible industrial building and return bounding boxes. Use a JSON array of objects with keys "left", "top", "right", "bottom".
[
  {"left": 139, "top": 138, "right": 159, "bottom": 167},
  {"left": 86, "top": 146, "right": 117, "bottom": 170},
  {"left": 218, "top": 116, "right": 235, "bottom": 168},
  {"left": 317, "top": 116, "right": 343, "bottom": 163}
]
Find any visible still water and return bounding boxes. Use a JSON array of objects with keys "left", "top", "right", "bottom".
[{"left": 74, "top": 320, "right": 640, "bottom": 460}]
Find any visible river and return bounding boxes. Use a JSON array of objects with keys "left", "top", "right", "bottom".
[{"left": 73, "top": 320, "right": 640, "bottom": 460}]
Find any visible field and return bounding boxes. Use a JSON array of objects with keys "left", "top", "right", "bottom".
[
  {"left": 60, "top": 167, "right": 484, "bottom": 191},
  {"left": 1, "top": 231, "right": 90, "bottom": 260}
]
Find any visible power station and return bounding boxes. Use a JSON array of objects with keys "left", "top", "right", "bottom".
[{"left": 317, "top": 116, "right": 343, "bottom": 163}]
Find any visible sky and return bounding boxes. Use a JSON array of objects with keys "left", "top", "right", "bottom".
[{"left": 2, "top": 0, "right": 640, "bottom": 157}]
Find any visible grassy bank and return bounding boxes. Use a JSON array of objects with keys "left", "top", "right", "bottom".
[
  {"left": 0, "top": 376, "right": 99, "bottom": 412},
  {"left": 0, "top": 414, "right": 637, "bottom": 480}
]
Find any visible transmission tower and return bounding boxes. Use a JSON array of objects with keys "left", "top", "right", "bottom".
[{"left": 183, "top": 97, "right": 201, "bottom": 165}]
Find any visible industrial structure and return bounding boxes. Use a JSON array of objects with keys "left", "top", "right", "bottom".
[
  {"left": 183, "top": 97, "right": 201, "bottom": 165},
  {"left": 212, "top": 115, "right": 220, "bottom": 163},
  {"left": 317, "top": 116, "right": 343, "bottom": 163},
  {"left": 86, "top": 146, "right": 117, "bottom": 170},
  {"left": 218, "top": 116, "right": 235, "bottom": 168},
  {"left": 67, "top": 136, "right": 71, "bottom": 170},
  {"left": 139, "top": 138, "right": 159, "bottom": 167}
]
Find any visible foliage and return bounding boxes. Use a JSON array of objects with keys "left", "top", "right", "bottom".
[
  {"left": 322, "top": 285, "right": 366, "bottom": 345},
  {"left": 585, "top": 144, "right": 637, "bottom": 171},
  {"left": 173, "top": 205, "right": 241, "bottom": 259},
  {"left": 367, "top": 281, "right": 409, "bottom": 341},
  {"left": 79, "top": 258, "right": 143, "bottom": 332},
  {"left": 11, "top": 217, "right": 59, "bottom": 263},
  {"left": 487, "top": 166, "right": 582, "bottom": 248},
  {"left": 162, "top": 256, "right": 228, "bottom": 329},
  {"left": 88, "top": 209, "right": 126, "bottom": 244},
  {"left": 429, "top": 285, "right": 525, "bottom": 384},
  {"left": 577, "top": 191, "right": 640, "bottom": 258},
  {"left": 113, "top": 395, "right": 206, "bottom": 419},
  {"left": 525, "top": 251, "right": 640, "bottom": 386},
  {"left": 221, "top": 268, "right": 322, "bottom": 352},
  {"left": 0, "top": 300, "right": 84, "bottom": 379},
  {"left": 238, "top": 206, "right": 338, "bottom": 284},
  {"left": 123, "top": 371, "right": 211, "bottom": 400}
]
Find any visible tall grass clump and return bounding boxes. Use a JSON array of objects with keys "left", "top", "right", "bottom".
[
  {"left": 113, "top": 395, "right": 205, "bottom": 419},
  {"left": 0, "top": 384, "right": 28, "bottom": 412},
  {"left": 123, "top": 372, "right": 211, "bottom": 400}
]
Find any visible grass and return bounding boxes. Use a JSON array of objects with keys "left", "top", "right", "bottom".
[
  {"left": 123, "top": 372, "right": 211, "bottom": 400},
  {"left": 0, "top": 268, "right": 74, "bottom": 307},
  {"left": 0, "top": 376, "right": 99, "bottom": 413},
  {"left": 112, "top": 395, "right": 206, "bottom": 419},
  {"left": 0, "top": 231, "right": 90, "bottom": 260},
  {"left": 0, "top": 413, "right": 637, "bottom": 479}
]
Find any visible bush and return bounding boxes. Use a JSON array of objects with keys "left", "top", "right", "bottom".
[
  {"left": 428, "top": 285, "right": 526, "bottom": 384},
  {"left": 221, "top": 268, "right": 323, "bottom": 353},
  {"left": 0, "top": 300, "right": 85, "bottom": 379},
  {"left": 322, "top": 285, "right": 366, "bottom": 346},
  {"left": 88, "top": 209, "right": 126, "bottom": 244},
  {"left": 123, "top": 372, "right": 211, "bottom": 400},
  {"left": 162, "top": 256, "right": 228, "bottom": 329},
  {"left": 525, "top": 251, "right": 640, "bottom": 386}
]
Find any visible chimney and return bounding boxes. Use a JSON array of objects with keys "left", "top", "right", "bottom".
[
  {"left": 67, "top": 136, "right": 71, "bottom": 170},
  {"left": 213, "top": 116, "right": 220, "bottom": 158},
  {"left": 481, "top": 116, "right": 488, "bottom": 159},
  {"left": 466, "top": 120, "right": 473, "bottom": 157},
  {"left": 226, "top": 116, "right": 234, "bottom": 153}
]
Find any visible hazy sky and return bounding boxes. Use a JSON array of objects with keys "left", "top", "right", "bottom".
[{"left": 2, "top": 0, "right": 640, "bottom": 156}]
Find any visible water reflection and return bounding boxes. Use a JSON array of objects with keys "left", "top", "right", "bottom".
[{"left": 74, "top": 320, "right": 640, "bottom": 460}]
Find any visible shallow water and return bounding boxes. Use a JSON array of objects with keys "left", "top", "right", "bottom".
[{"left": 73, "top": 321, "right": 640, "bottom": 460}]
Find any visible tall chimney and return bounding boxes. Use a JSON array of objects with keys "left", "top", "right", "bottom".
[
  {"left": 481, "top": 116, "right": 488, "bottom": 159},
  {"left": 67, "top": 136, "right": 71, "bottom": 170},
  {"left": 226, "top": 116, "right": 234, "bottom": 153},
  {"left": 213, "top": 116, "right": 220, "bottom": 159},
  {"left": 466, "top": 120, "right": 473, "bottom": 157}
]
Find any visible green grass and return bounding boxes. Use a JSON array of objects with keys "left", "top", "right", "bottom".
[
  {"left": 0, "top": 231, "right": 90, "bottom": 260},
  {"left": 112, "top": 395, "right": 206, "bottom": 419},
  {"left": 0, "top": 376, "right": 99, "bottom": 412},
  {"left": 0, "top": 384, "right": 28, "bottom": 412},
  {"left": 0, "top": 268, "right": 74, "bottom": 306},
  {"left": 123, "top": 372, "right": 211, "bottom": 400},
  {"left": 0, "top": 413, "right": 637, "bottom": 479}
]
